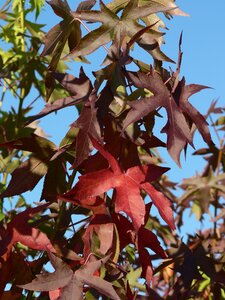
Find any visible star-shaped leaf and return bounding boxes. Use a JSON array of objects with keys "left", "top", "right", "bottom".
[
  {"left": 65, "top": 0, "right": 175, "bottom": 62},
  {"left": 63, "top": 136, "right": 174, "bottom": 230},
  {"left": 19, "top": 252, "right": 120, "bottom": 300},
  {"left": 123, "top": 68, "right": 212, "bottom": 165}
]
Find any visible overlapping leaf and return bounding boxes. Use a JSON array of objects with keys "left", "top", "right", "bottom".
[
  {"left": 1, "top": 156, "right": 48, "bottom": 198},
  {"left": 66, "top": 0, "right": 175, "bottom": 62},
  {"left": 63, "top": 136, "right": 174, "bottom": 230},
  {"left": 42, "top": 0, "right": 80, "bottom": 60},
  {"left": 178, "top": 170, "right": 225, "bottom": 213},
  {"left": 82, "top": 213, "right": 115, "bottom": 260},
  {"left": 41, "top": 0, "right": 93, "bottom": 99},
  {"left": 0, "top": 204, "right": 55, "bottom": 257},
  {"left": 20, "top": 252, "right": 120, "bottom": 300},
  {"left": 71, "top": 103, "right": 102, "bottom": 168},
  {"left": 123, "top": 68, "right": 212, "bottom": 165},
  {"left": 27, "top": 68, "right": 92, "bottom": 123},
  {"left": 107, "top": 0, "right": 188, "bottom": 17},
  {"left": 0, "top": 134, "right": 56, "bottom": 198},
  {"left": 112, "top": 212, "right": 167, "bottom": 285}
]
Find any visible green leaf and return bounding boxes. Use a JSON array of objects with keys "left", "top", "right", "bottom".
[{"left": 30, "top": 0, "right": 45, "bottom": 18}]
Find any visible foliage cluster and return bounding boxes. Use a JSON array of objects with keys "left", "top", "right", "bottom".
[{"left": 0, "top": 0, "right": 224, "bottom": 299}]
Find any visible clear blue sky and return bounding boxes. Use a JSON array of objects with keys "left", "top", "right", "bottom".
[{"left": 2, "top": 0, "right": 225, "bottom": 237}]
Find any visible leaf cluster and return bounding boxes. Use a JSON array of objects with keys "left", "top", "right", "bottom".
[{"left": 0, "top": 1, "right": 224, "bottom": 299}]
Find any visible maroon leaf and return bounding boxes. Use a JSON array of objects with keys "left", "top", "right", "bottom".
[
  {"left": 123, "top": 69, "right": 193, "bottom": 166},
  {"left": 53, "top": 68, "right": 92, "bottom": 96},
  {"left": 41, "top": 158, "right": 67, "bottom": 201},
  {"left": 77, "top": 0, "right": 96, "bottom": 11},
  {"left": 71, "top": 105, "right": 102, "bottom": 168},
  {"left": 0, "top": 134, "right": 56, "bottom": 159},
  {"left": 1, "top": 156, "right": 48, "bottom": 198},
  {"left": 66, "top": 0, "right": 174, "bottom": 62},
  {"left": 41, "top": 21, "right": 68, "bottom": 57},
  {"left": 138, "top": 227, "right": 167, "bottom": 259},
  {"left": 175, "top": 78, "right": 212, "bottom": 145},
  {"left": 27, "top": 69, "right": 92, "bottom": 123},
  {"left": 113, "top": 212, "right": 167, "bottom": 285},
  {"left": 139, "top": 247, "right": 153, "bottom": 287}
]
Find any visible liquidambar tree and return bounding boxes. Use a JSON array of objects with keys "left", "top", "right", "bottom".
[{"left": 0, "top": 0, "right": 224, "bottom": 299}]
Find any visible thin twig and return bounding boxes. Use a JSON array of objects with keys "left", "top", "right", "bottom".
[
  {"left": 209, "top": 114, "right": 220, "bottom": 143},
  {"left": 26, "top": 94, "right": 41, "bottom": 109}
]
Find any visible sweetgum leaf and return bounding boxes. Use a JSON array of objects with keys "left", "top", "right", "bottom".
[
  {"left": 20, "top": 253, "right": 120, "bottom": 300},
  {"left": 71, "top": 254, "right": 120, "bottom": 300},
  {"left": 178, "top": 170, "right": 225, "bottom": 213},
  {"left": 0, "top": 203, "right": 54, "bottom": 256},
  {"left": 63, "top": 136, "right": 173, "bottom": 231},
  {"left": 137, "top": 226, "right": 167, "bottom": 285},
  {"left": 141, "top": 182, "right": 175, "bottom": 230},
  {"left": 66, "top": 0, "right": 175, "bottom": 62},
  {"left": 41, "top": 158, "right": 67, "bottom": 201},
  {"left": 0, "top": 134, "right": 56, "bottom": 160},
  {"left": 175, "top": 78, "right": 212, "bottom": 145},
  {"left": 53, "top": 68, "right": 92, "bottom": 96},
  {"left": 27, "top": 69, "right": 92, "bottom": 123},
  {"left": 42, "top": 0, "right": 81, "bottom": 72},
  {"left": 82, "top": 215, "right": 114, "bottom": 259},
  {"left": 123, "top": 68, "right": 212, "bottom": 166},
  {"left": 71, "top": 105, "right": 102, "bottom": 168},
  {"left": 47, "top": 0, "right": 71, "bottom": 20},
  {"left": 1, "top": 156, "right": 48, "bottom": 198},
  {"left": 112, "top": 213, "right": 167, "bottom": 285},
  {"left": 19, "top": 251, "right": 73, "bottom": 292},
  {"left": 107, "top": 0, "right": 188, "bottom": 17},
  {"left": 41, "top": 21, "right": 68, "bottom": 57},
  {"left": 42, "top": 0, "right": 93, "bottom": 98}
]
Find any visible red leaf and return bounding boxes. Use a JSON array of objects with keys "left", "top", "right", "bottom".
[
  {"left": 112, "top": 212, "right": 167, "bottom": 286},
  {"left": 138, "top": 227, "right": 167, "bottom": 259},
  {"left": 141, "top": 182, "right": 175, "bottom": 230},
  {"left": 136, "top": 227, "right": 167, "bottom": 286},
  {"left": 0, "top": 204, "right": 55, "bottom": 257},
  {"left": 112, "top": 213, "right": 133, "bottom": 251},
  {"left": 64, "top": 136, "right": 172, "bottom": 231},
  {"left": 49, "top": 289, "right": 60, "bottom": 300}
]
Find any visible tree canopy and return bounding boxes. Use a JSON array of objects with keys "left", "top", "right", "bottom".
[{"left": 0, "top": 1, "right": 224, "bottom": 299}]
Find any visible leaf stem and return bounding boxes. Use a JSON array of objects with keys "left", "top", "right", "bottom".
[
  {"left": 19, "top": 0, "right": 26, "bottom": 52},
  {"left": 72, "top": 17, "right": 109, "bottom": 53},
  {"left": 209, "top": 114, "right": 220, "bottom": 144}
]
